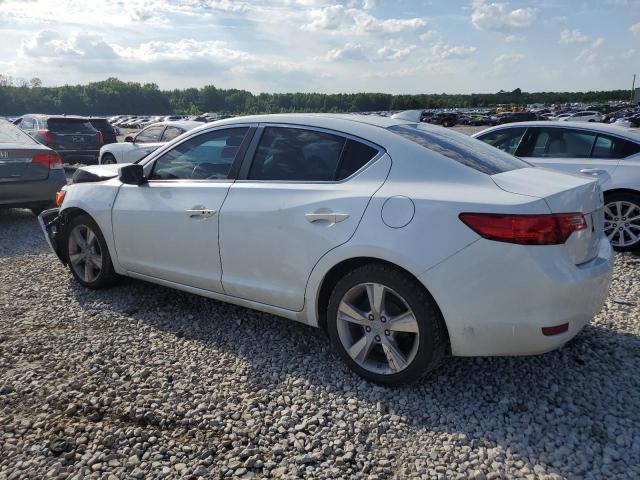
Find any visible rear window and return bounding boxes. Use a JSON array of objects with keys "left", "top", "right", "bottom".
[
  {"left": 47, "top": 119, "right": 96, "bottom": 134},
  {"left": 0, "top": 120, "right": 37, "bottom": 144},
  {"left": 89, "top": 119, "right": 109, "bottom": 129},
  {"left": 388, "top": 124, "right": 530, "bottom": 175}
]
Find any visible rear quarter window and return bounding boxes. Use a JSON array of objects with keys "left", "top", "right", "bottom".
[
  {"left": 0, "top": 121, "right": 38, "bottom": 144},
  {"left": 388, "top": 124, "right": 530, "bottom": 175}
]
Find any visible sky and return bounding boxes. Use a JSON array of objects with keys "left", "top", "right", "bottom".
[{"left": 0, "top": 0, "right": 639, "bottom": 94}]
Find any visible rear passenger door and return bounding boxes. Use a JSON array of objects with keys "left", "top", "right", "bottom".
[
  {"left": 218, "top": 125, "right": 391, "bottom": 311},
  {"left": 517, "top": 127, "right": 619, "bottom": 184}
]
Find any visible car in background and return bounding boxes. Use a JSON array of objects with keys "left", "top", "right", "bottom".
[
  {"left": 559, "top": 111, "right": 603, "bottom": 123},
  {"left": 40, "top": 114, "right": 612, "bottom": 385},
  {"left": 421, "top": 111, "right": 458, "bottom": 127},
  {"left": 490, "top": 111, "right": 538, "bottom": 125},
  {"left": 474, "top": 121, "right": 640, "bottom": 251},
  {"left": 14, "top": 114, "right": 103, "bottom": 165},
  {"left": 0, "top": 119, "right": 66, "bottom": 215},
  {"left": 88, "top": 117, "right": 117, "bottom": 145},
  {"left": 98, "top": 120, "right": 202, "bottom": 164}
]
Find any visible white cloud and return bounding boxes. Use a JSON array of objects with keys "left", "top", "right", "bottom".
[
  {"left": 504, "top": 34, "right": 525, "bottom": 42},
  {"left": 622, "top": 49, "right": 636, "bottom": 58},
  {"left": 592, "top": 37, "right": 605, "bottom": 48},
  {"left": 431, "top": 43, "right": 477, "bottom": 60},
  {"left": 630, "top": 22, "right": 640, "bottom": 34},
  {"left": 376, "top": 44, "right": 416, "bottom": 61},
  {"left": 494, "top": 53, "right": 524, "bottom": 65},
  {"left": 362, "top": 0, "right": 376, "bottom": 9},
  {"left": 471, "top": 1, "right": 537, "bottom": 31},
  {"left": 559, "top": 29, "right": 589, "bottom": 43},
  {"left": 325, "top": 43, "right": 367, "bottom": 61}
]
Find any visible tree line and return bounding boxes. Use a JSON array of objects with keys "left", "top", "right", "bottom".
[{"left": 0, "top": 77, "right": 632, "bottom": 116}]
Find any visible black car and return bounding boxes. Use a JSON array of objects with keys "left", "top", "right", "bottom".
[
  {"left": 0, "top": 120, "right": 66, "bottom": 215},
  {"left": 420, "top": 111, "right": 458, "bottom": 127},
  {"left": 87, "top": 117, "right": 117, "bottom": 145},
  {"left": 14, "top": 114, "right": 103, "bottom": 164},
  {"left": 490, "top": 111, "right": 538, "bottom": 125}
]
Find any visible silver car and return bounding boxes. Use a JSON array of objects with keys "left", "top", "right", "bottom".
[
  {"left": 474, "top": 121, "right": 640, "bottom": 250},
  {"left": 0, "top": 119, "right": 66, "bottom": 215}
]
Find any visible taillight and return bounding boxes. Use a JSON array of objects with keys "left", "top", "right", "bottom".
[
  {"left": 31, "top": 153, "right": 63, "bottom": 171},
  {"left": 459, "top": 212, "right": 587, "bottom": 245},
  {"left": 37, "top": 129, "right": 54, "bottom": 144},
  {"left": 97, "top": 131, "right": 104, "bottom": 145}
]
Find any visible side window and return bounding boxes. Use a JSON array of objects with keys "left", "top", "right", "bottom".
[
  {"left": 248, "top": 127, "right": 346, "bottom": 181},
  {"left": 592, "top": 135, "right": 640, "bottom": 159},
  {"left": 622, "top": 140, "right": 640, "bottom": 158},
  {"left": 477, "top": 127, "right": 527, "bottom": 155},
  {"left": 136, "top": 126, "right": 164, "bottom": 143},
  {"left": 337, "top": 140, "right": 378, "bottom": 180},
  {"left": 527, "top": 128, "right": 596, "bottom": 158},
  {"left": 162, "top": 126, "right": 184, "bottom": 142},
  {"left": 20, "top": 117, "right": 34, "bottom": 130},
  {"left": 149, "top": 127, "right": 248, "bottom": 181}
]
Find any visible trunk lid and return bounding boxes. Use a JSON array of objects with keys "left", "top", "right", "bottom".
[
  {"left": 492, "top": 167, "right": 604, "bottom": 264},
  {"left": 0, "top": 143, "right": 51, "bottom": 182}
]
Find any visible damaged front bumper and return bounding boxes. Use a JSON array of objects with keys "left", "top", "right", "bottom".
[{"left": 37, "top": 208, "right": 66, "bottom": 265}]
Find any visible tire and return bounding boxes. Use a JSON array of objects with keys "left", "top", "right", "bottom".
[
  {"left": 442, "top": 119, "right": 452, "bottom": 127},
  {"left": 101, "top": 153, "right": 117, "bottom": 165},
  {"left": 63, "top": 214, "right": 118, "bottom": 289},
  {"left": 604, "top": 192, "right": 640, "bottom": 252},
  {"left": 326, "top": 263, "right": 447, "bottom": 386}
]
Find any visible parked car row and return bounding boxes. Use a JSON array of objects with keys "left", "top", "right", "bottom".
[{"left": 36, "top": 114, "right": 618, "bottom": 385}]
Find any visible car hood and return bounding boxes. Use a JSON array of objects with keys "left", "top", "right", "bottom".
[{"left": 70, "top": 163, "right": 128, "bottom": 184}]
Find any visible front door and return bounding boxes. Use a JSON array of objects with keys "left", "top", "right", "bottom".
[
  {"left": 219, "top": 125, "right": 390, "bottom": 311},
  {"left": 112, "top": 126, "right": 251, "bottom": 292}
]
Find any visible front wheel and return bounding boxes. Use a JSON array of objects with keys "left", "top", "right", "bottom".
[
  {"left": 63, "top": 214, "right": 118, "bottom": 288},
  {"left": 327, "top": 264, "right": 447, "bottom": 386},
  {"left": 604, "top": 193, "right": 640, "bottom": 251},
  {"left": 101, "top": 153, "right": 117, "bottom": 165}
]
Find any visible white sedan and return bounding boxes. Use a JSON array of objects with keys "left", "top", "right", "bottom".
[
  {"left": 473, "top": 121, "right": 640, "bottom": 250},
  {"left": 98, "top": 121, "right": 202, "bottom": 164},
  {"left": 559, "top": 111, "right": 603, "bottom": 123},
  {"left": 38, "top": 114, "right": 613, "bottom": 385}
]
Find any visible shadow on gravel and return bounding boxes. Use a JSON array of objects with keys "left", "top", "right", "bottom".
[
  {"left": 0, "top": 208, "right": 50, "bottom": 258},
  {"left": 67, "top": 272, "right": 640, "bottom": 479}
]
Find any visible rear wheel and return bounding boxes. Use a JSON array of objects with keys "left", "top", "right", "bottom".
[
  {"left": 101, "top": 153, "right": 117, "bottom": 165},
  {"left": 63, "top": 214, "right": 118, "bottom": 288},
  {"left": 327, "top": 264, "right": 447, "bottom": 386},
  {"left": 604, "top": 192, "right": 640, "bottom": 251}
]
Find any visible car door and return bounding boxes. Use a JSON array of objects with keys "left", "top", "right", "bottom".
[
  {"left": 515, "top": 127, "right": 619, "bottom": 184},
  {"left": 111, "top": 126, "right": 253, "bottom": 292},
  {"left": 218, "top": 124, "right": 391, "bottom": 311},
  {"left": 126, "top": 125, "right": 166, "bottom": 162}
]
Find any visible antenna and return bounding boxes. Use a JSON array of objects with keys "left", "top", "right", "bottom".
[{"left": 632, "top": 74, "right": 636, "bottom": 104}]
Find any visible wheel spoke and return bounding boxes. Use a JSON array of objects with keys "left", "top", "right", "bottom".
[
  {"left": 380, "top": 337, "right": 408, "bottom": 372},
  {"left": 338, "top": 301, "right": 369, "bottom": 326},
  {"left": 348, "top": 334, "right": 375, "bottom": 363},
  {"left": 387, "top": 311, "right": 419, "bottom": 333},
  {"left": 623, "top": 203, "right": 637, "bottom": 218},
  {"left": 616, "top": 202, "right": 623, "bottom": 217},
  {"left": 604, "top": 205, "right": 615, "bottom": 219},
  {"left": 365, "top": 283, "right": 385, "bottom": 318},
  {"left": 624, "top": 228, "right": 638, "bottom": 243},
  {"left": 86, "top": 229, "right": 96, "bottom": 248},
  {"left": 73, "top": 228, "right": 87, "bottom": 249},
  {"left": 88, "top": 254, "right": 102, "bottom": 269},
  {"left": 69, "top": 253, "right": 83, "bottom": 265},
  {"left": 84, "top": 260, "right": 93, "bottom": 282},
  {"left": 627, "top": 215, "right": 640, "bottom": 222}
]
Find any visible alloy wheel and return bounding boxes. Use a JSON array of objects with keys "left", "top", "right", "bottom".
[
  {"left": 604, "top": 200, "right": 640, "bottom": 248},
  {"left": 68, "top": 224, "right": 103, "bottom": 283},
  {"left": 336, "top": 282, "right": 420, "bottom": 375}
]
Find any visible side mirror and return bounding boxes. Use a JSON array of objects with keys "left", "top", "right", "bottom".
[
  {"left": 124, "top": 135, "right": 134, "bottom": 143},
  {"left": 118, "top": 164, "right": 146, "bottom": 185}
]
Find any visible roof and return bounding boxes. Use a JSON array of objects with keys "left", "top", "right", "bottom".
[
  {"left": 473, "top": 121, "right": 640, "bottom": 142},
  {"left": 209, "top": 113, "right": 413, "bottom": 129},
  {"left": 151, "top": 120, "right": 203, "bottom": 129}
]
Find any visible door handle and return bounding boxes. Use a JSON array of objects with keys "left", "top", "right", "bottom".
[
  {"left": 579, "top": 168, "right": 607, "bottom": 176},
  {"left": 186, "top": 207, "right": 216, "bottom": 218},
  {"left": 305, "top": 212, "right": 349, "bottom": 223}
]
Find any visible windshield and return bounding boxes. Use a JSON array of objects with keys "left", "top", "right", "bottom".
[
  {"left": 388, "top": 124, "right": 531, "bottom": 175},
  {"left": 48, "top": 119, "right": 97, "bottom": 134},
  {"left": 0, "top": 120, "right": 38, "bottom": 144}
]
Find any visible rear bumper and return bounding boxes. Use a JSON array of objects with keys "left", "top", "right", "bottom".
[
  {"left": 57, "top": 150, "right": 100, "bottom": 165},
  {"left": 0, "top": 170, "right": 67, "bottom": 208},
  {"left": 37, "top": 208, "right": 66, "bottom": 264},
  {"left": 420, "top": 237, "right": 614, "bottom": 357}
]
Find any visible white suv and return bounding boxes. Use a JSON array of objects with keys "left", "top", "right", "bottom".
[{"left": 560, "top": 111, "right": 603, "bottom": 123}]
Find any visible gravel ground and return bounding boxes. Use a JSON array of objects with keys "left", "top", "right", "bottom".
[{"left": 1, "top": 195, "right": 639, "bottom": 478}]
